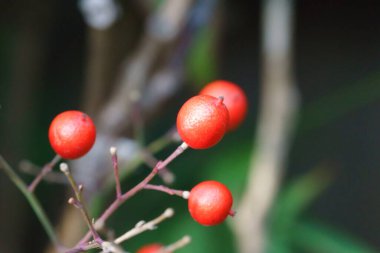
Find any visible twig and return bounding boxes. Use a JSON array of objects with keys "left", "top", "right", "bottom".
[
  {"left": 60, "top": 163, "right": 102, "bottom": 244},
  {"left": 28, "top": 154, "right": 61, "bottom": 192},
  {"left": 100, "top": 241, "right": 126, "bottom": 253},
  {"left": 163, "top": 235, "right": 191, "bottom": 252},
  {"left": 72, "top": 142, "right": 189, "bottom": 249},
  {"left": 0, "top": 155, "right": 60, "bottom": 248},
  {"left": 144, "top": 184, "right": 189, "bottom": 199},
  {"left": 19, "top": 160, "right": 67, "bottom": 184},
  {"left": 114, "top": 208, "right": 174, "bottom": 244}
]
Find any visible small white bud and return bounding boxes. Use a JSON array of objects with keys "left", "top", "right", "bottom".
[
  {"left": 164, "top": 208, "right": 174, "bottom": 218},
  {"left": 60, "top": 163, "right": 69, "bottom": 173},
  {"left": 182, "top": 191, "right": 190, "bottom": 199},
  {"left": 110, "top": 146, "right": 117, "bottom": 156}
]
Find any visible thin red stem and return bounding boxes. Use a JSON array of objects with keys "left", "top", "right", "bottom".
[
  {"left": 28, "top": 154, "right": 61, "bottom": 192},
  {"left": 73, "top": 143, "right": 188, "bottom": 248},
  {"left": 144, "top": 184, "right": 184, "bottom": 197}
]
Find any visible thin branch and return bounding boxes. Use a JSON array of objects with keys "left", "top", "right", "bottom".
[
  {"left": 72, "top": 143, "right": 189, "bottom": 248},
  {"left": 28, "top": 154, "right": 61, "bottom": 192},
  {"left": 19, "top": 160, "right": 67, "bottom": 184},
  {"left": 60, "top": 163, "right": 102, "bottom": 244},
  {"left": 114, "top": 208, "right": 174, "bottom": 244},
  {"left": 144, "top": 184, "right": 189, "bottom": 199},
  {"left": 163, "top": 235, "right": 191, "bottom": 253}
]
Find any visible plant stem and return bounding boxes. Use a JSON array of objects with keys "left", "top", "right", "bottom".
[
  {"left": 164, "top": 235, "right": 191, "bottom": 252},
  {"left": 0, "top": 155, "right": 60, "bottom": 247},
  {"left": 144, "top": 184, "right": 186, "bottom": 198},
  {"left": 60, "top": 163, "right": 102, "bottom": 244},
  {"left": 75, "top": 143, "right": 188, "bottom": 247},
  {"left": 114, "top": 208, "right": 174, "bottom": 244},
  {"left": 28, "top": 154, "right": 61, "bottom": 192}
]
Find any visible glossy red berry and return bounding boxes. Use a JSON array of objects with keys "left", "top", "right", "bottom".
[
  {"left": 176, "top": 95, "right": 229, "bottom": 149},
  {"left": 48, "top": 110, "right": 96, "bottom": 159},
  {"left": 200, "top": 80, "right": 248, "bottom": 130},
  {"left": 188, "top": 180, "right": 233, "bottom": 226},
  {"left": 137, "top": 243, "right": 167, "bottom": 253}
]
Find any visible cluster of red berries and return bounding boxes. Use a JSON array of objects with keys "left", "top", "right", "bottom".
[{"left": 47, "top": 80, "right": 247, "bottom": 251}]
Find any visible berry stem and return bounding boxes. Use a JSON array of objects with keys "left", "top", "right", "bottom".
[
  {"left": 216, "top": 96, "right": 224, "bottom": 106},
  {"left": 229, "top": 209, "right": 236, "bottom": 217},
  {"left": 144, "top": 184, "right": 187, "bottom": 198},
  {"left": 110, "top": 147, "right": 122, "bottom": 198},
  {"left": 60, "top": 163, "right": 102, "bottom": 245},
  {"left": 140, "top": 148, "right": 175, "bottom": 185},
  {"left": 28, "top": 154, "right": 61, "bottom": 192},
  {"left": 157, "top": 142, "right": 188, "bottom": 169},
  {"left": 74, "top": 142, "right": 189, "bottom": 248}
]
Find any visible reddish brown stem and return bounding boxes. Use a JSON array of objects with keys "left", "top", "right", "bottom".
[
  {"left": 229, "top": 210, "right": 236, "bottom": 217},
  {"left": 73, "top": 143, "right": 188, "bottom": 249},
  {"left": 28, "top": 154, "right": 61, "bottom": 192},
  {"left": 144, "top": 184, "right": 185, "bottom": 197}
]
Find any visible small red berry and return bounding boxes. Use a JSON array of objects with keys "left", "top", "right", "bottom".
[
  {"left": 48, "top": 110, "right": 96, "bottom": 159},
  {"left": 200, "top": 80, "right": 248, "bottom": 130},
  {"left": 188, "top": 180, "right": 233, "bottom": 226},
  {"left": 137, "top": 243, "right": 167, "bottom": 253},
  {"left": 176, "top": 95, "right": 229, "bottom": 149}
]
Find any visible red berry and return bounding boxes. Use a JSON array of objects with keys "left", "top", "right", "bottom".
[
  {"left": 48, "top": 110, "right": 96, "bottom": 159},
  {"left": 176, "top": 95, "right": 229, "bottom": 149},
  {"left": 188, "top": 180, "right": 233, "bottom": 226},
  {"left": 200, "top": 80, "right": 248, "bottom": 130},
  {"left": 137, "top": 243, "right": 167, "bottom": 253}
]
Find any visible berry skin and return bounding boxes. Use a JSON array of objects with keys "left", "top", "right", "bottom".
[
  {"left": 176, "top": 95, "right": 229, "bottom": 149},
  {"left": 48, "top": 110, "right": 96, "bottom": 159},
  {"left": 137, "top": 243, "right": 167, "bottom": 253},
  {"left": 200, "top": 80, "right": 248, "bottom": 130},
  {"left": 188, "top": 180, "right": 233, "bottom": 226}
]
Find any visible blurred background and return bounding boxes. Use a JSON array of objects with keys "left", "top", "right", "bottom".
[{"left": 1, "top": 0, "right": 380, "bottom": 252}]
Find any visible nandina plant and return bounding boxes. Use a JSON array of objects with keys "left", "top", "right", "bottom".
[
  {"left": 200, "top": 80, "right": 248, "bottom": 130},
  {"left": 0, "top": 87, "right": 239, "bottom": 252}
]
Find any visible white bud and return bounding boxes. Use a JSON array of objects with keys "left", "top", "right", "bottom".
[
  {"left": 182, "top": 191, "right": 190, "bottom": 199},
  {"left": 60, "top": 163, "right": 69, "bottom": 173},
  {"left": 164, "top": 208, "right": 174, "bottom": 218}
]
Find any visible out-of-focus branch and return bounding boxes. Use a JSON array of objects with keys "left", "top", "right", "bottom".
[
  {"left": 233, "top": 0, "right": 299, "bottom": 252},
  {"left": 97, "top": 0, "right": 193, "bottom": 134}
]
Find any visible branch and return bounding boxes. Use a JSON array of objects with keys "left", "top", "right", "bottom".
[
  {"left": 72, "top": 143, "right": 188, "bottom": 249},
  {"left": 114, "top": 208, "right": 174, "bottom": 244}
]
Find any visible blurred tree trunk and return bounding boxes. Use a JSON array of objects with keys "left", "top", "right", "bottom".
[{"left": 233, "top": 0, "right": 299, "bottom": 252}]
